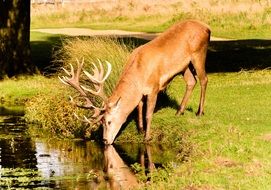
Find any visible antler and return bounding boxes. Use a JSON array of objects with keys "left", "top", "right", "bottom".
[
  {"left": 58, "top": 58, "right": 112, "bottom": 125},
  {"left": 81, "top": 58, "right": 111, "bottom": 100}
]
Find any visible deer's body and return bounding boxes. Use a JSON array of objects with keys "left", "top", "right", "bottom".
[
  {"left": 60, "top": 20, "right": 211, "bottom": 145},
  {"left": 104, "top": 20, "right": 210, "bottom": 144}
]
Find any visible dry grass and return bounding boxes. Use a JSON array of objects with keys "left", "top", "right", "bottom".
[
  {"left": 31, "top": 0, "right": 271, "bottom": 18},
  {"left": 214, "top": 157, "right": 239, "bottom": 168},
  {"left": 31, "top": 0, "right": 271, "bottom": 39},
  {"left": 262, "top": 133, "right": 271, "bottom": 142}
]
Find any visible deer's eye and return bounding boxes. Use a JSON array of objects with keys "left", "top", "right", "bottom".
[{"left": 107, "top": 121, "right": 112, "bottom": 125}]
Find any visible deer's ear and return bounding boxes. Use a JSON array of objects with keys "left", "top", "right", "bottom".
[{"left": 108, "top": 97, "right": 121, "bottom": 112}]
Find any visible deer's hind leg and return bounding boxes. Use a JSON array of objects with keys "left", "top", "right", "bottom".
[
  {"left": 176, "top": 66, "right": 197, "bottom": 115},
  {"left": 191, "top": 47, "right": 208, "bottom": 116}
]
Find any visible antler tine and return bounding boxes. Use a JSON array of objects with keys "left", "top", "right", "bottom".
[
  {"left": 75, "top": 58, "right": 84, "bottom": 80},
  {"left": 103, "top": 61, "right": 112, "bottom": 81},
  {"left": 97, "top": 58, "right": 104, "bottom": 80},
  {"left": 63, "top": 65, "right": 72, "bottom": 76},
  {"left": 91, "top": 61, "right": 100, "bottom": 80},
  {"left": 83, "top": 59, "right": 112, "bottom": 84},
  {"left": 58, "top": 63, "right": 75, "bottom": 85},
  {"left": 74, "top": 113, "right": 92, "bottom": 124},
  {"left": 81, "top": 84, "right": 102, "bottom": 96},
  {"left": 83, "top": 115, "right": 92, "bottom": 124},
  {"left": 58, "top": 76, "right": 69, "bottom": 85},
  {"left": 74, "top": 111, "right": 103, "bottom": 125}
]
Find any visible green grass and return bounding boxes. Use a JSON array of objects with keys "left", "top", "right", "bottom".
[
  {"left": 1, "top": 70, "right": 271, "bottom": 189},
  {"left": 133, "top": 70, "right": 271, "bottom": 189},
  {"left": 0, "top": 76, "right": 59, "bottom": 105}
]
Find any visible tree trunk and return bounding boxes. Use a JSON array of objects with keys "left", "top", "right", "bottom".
[{"left": 0, "top": 0, "right": 37, "bottom": 79}]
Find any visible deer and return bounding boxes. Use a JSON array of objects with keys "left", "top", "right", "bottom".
[{"left": 59, "top": 20, "right": 211, "bottom": 145}]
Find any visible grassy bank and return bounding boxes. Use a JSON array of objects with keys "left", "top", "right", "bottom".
[
  {"left": 1, "top": 68, "right": 271, "bottom": 189},
  {"left": 25, "top": 37, "right": 132, "bottom": 139},
  {"left": 141, "top": 69, "right": 271, "bottom": 189},
  {"left": 31, "top": 0, "right": 271, "bottom": 39}
]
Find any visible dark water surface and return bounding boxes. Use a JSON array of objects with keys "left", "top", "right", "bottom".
[{"left": 0, "top": 106, "right": 180, "bottom": 190}]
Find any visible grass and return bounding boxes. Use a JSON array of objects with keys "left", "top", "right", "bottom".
[
  {"left": 0, "top": 76, "right": 59, "bottom": 105},
  {"left": 2, "top": 68, "right": 270, "bottom": 189},
  {"left": 133, "top": 70, "right": 271, "bottom": 189},
  {"left": 30, "top": 0, "right": 271, "bottom": 39}
]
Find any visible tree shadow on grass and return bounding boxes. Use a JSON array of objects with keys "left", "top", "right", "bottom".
[
  {"left": 30, "top": 34, "right": 63, "bottom": 75},
  {"left": 112, "top": 37, "right": 271, "bottom": 73},
  {"left": 117, "top": 37, "right": 271, "bottom": 73},
  {"left": 31, "top": 32, "right": 271, "bottom": 75},
  {"left": 207, "top": 39, "right": 271, "bottom": 72}
]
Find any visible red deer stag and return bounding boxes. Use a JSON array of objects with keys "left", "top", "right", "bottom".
[{"left": 59, "top": 20, "right": 211, "bottom": 145}]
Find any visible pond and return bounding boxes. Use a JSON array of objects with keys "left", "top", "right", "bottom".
[{"left": 0, "top": 106, "right": 182, "bottom": 189}]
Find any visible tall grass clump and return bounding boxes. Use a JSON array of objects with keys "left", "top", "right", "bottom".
[
  {"left": 55, "top": 37, "right": 132, "bottom": 96},
  {"left": 25, "top": 37, "right": 132, "bottom": 139}
]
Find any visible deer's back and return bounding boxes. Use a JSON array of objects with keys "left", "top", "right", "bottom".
[{"left": 117, "top": 20, "right": 210, "bottom": 95}]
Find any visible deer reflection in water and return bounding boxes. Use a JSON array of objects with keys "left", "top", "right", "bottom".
[
  {"left": 103, "top": 145, "right": 157, "bottom": 190},
  {"left": 103, "top": 145, "right": 138, "bottom": 190}
]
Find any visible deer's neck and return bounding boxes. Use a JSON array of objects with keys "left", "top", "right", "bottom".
[{"left": 110, "top": 77, "right": 143, "bottom": 118}]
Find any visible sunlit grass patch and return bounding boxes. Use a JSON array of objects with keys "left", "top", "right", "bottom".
[
  {"left": 0, "top": 76, "right": 58, "bottom": 105},
  {"left": 141, "top": 69, "right": 271, "bottom": 189}
]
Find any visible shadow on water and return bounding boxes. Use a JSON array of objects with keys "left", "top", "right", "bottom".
[{"left": 0, "top": 106, "right": 182, "bottom": 189}]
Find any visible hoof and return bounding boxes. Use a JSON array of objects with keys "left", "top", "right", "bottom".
[
  {"left": 138, "top": 128, "right": 144, "bottom": 134},
  {"left": 196, "top": 112, "right": 204, "bottom": 116},
  {"left": 144, "top": 137, "right": 152, "bottom": 143},
  {"left": 175, "top": 110, "right": 184, "bottom": 116}
]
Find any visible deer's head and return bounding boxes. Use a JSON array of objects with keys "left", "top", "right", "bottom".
[
  {"left": 102, "top": 97, "right": 122, "bottom": 144},
  {"left": 59, "top": 58, "right": 119, "bottom": 144}
]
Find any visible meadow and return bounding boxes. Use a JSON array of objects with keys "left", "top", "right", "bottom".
[
  {"left": 0, "top": 0, "right": 271, "bottom": 189},
  {"left": 31, "top": 0, "right": 271, "bottom": 39}
]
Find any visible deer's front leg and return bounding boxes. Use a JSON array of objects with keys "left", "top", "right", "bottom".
[
  {"left": 145, "top": 93, "right": 158, "bottom": 141},
  {"left": 137, "top": 99, "right": 144, "bottom": 133}
]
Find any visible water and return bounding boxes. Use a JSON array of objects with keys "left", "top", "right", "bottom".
[{"left": 0, "top": 106, "right": 180, "bottom": 190}]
